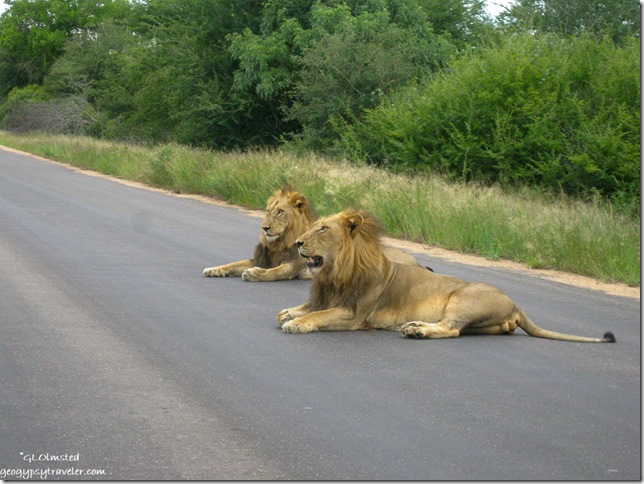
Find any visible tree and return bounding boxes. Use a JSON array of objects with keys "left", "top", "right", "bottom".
[
  {"left": 498, "top": 0, "right": 640, "bottom": 42},
  {"left": 289, "top": 3, "right": 455, "bottom": 147},
  {"left": 121, "top": 0, "right": 274, "bottom": 147},
  {"left": 229, "top": 0, "right": 457, "bottom": 148},
  {"left": 416, "top": 0, "right": 494, "bottom": 49},
  {"left": 0, "top": 0, "right": 130, "bottom": 93},
  {"left": 43, "top": 0, "right": 273, "bottom": 147},
  {"left": 43, "top": 21, "right": 139, "bottom": 137}
]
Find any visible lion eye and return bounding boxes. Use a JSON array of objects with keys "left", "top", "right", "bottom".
[
  {"left": 318, "top": 226, "right": 328, "bottom": 233},
  {"left": 276, "top": 209, "right": 284, "bottom": 217}
]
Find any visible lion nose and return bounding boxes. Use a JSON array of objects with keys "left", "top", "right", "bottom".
[
  {"left": 295, "top": 240, "right": 304, "bottom": 248},
  {"left": 262, "top": 226, "right": 271, "bottom": 233}
]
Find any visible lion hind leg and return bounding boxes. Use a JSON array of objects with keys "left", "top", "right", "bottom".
[
  {"left": 462, "top": 319, "right": 518, "bottom": 335},
  {"left": 401, "top": 321, "right": 460, "bottom": 339}
]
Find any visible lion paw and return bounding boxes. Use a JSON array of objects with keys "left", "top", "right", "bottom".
[
  {"left": 401, "top": 322, "right": 428, "bottom": 339},
  {"left": 241, "top": 267, "right": 265, "bottom": 281},
  {"left": 401, "top": 321, "right": 460, "bottom": 339},
  {"left": 277, "top": 309, "right": 294, "bottom": 326},
  {"left": 203, "top": 267, "right": 228, "bottom": 277},
  {"left": 282, "top": 319, "right": 315, "bottom": 334}
]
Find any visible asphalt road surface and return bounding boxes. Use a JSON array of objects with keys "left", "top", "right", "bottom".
[{"left": 0, "top": 148, "right": 640, "bottom": 480}]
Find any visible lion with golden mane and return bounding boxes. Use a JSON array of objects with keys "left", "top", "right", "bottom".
[
  {"left": 203, "top": 187, "right": 424, "bottom": 282},
  {"left": 203, "top": 186, "right": 318, "bottom": 281},
  {"left": 278, "top": 209, "right": 616, "bottom": 343}
]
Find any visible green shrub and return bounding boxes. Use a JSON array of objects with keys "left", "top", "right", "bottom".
[{"left": 342, "top": 33, "right": 640, "bottom": 209}]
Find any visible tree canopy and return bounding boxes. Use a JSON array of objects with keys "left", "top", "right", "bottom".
[{"left": 0, "top": 0, "right": 639, "bottom": 208}]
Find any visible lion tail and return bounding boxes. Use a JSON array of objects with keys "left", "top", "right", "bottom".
[{"left": 517, "top": 309, "right": 616, "bottom": 343}]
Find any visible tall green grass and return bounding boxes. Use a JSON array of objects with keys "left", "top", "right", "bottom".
[{"left": 0, "top": 131, "right": 639, "bottom": 286}]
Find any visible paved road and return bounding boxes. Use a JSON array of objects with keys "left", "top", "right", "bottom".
[{"left": 0, "top": 148, "right": 640, "bottom": 480}]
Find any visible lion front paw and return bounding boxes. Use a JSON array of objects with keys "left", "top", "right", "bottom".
[
  {"left": 241, "top": 267, "right": 266, "bottom": 281},
  {"left": 277, "top": 309, "right": 294, "bottom": 326},
  {"left": 281, "top": 319, "right": 316, "bottom": 334},
  {"left": 203, "top": 266, "right": 228, "bottom": 277}
]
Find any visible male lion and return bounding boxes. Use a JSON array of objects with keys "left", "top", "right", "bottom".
[
  {"left": 203, "top": 187, "right": 424, "bottom": 282},
  {"left": 203, "top": 186, "right": 318, "bottom": 281},
  {"left": 278, "top": 209, "right": 616, "bottom": 343}
]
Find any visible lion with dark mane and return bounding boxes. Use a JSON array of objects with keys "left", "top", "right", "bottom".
[
  {"left": 278, "top": 208, "right": 616, "bottom": 343},
  {"left": 203, "top": 186, "right": 318, "bottom": 281}
]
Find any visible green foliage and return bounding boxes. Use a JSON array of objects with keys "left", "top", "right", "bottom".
[
  {"left": 0, "top": 0, "right": 130, "bottom": 90},
  {"left": 0, "top": 0, "right": 510, "bottom": 149},
  {"left": 43, "top": 22, "right": 137, "bottom": 135},
  {"left": 118, "top": 0, "right": 284, "bottom": 147},
  {"left": 288, "top": 3, "right": 456, "bottom": 148},
  {"left": 229, "top": 0, "right": 458, "bottom": 148},
  {"left": 0, "top": 84, "right": 45, "bottom": 129},
  {"left": 498, "top": 0, "right": 640, "bottom": 43},
  {"left": 43, "top": 0, "right": 277, "bottom": 147},
  {"left": 341, "top": 33, "right": 640, "bottom": 209},
  {"left": 5, "top": 83, "right": 47, "bottom": 103},
  {"left": 0, "top": 0, "right": 639, "bottom": 212},
  {"left": 416, "top": 0, "right": 494, "bottom": 48}
]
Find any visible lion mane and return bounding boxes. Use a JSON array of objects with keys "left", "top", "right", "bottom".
[
  {"left": 309, "top": 210, "right": 389, "bottom": 312},
  {"left": 279, "top": 208, "right": 615, "bottom": 343}
]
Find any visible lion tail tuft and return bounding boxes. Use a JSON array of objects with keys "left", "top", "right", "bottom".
[{"left": 603, "top": 332, "right": 616, "bottom": 343}]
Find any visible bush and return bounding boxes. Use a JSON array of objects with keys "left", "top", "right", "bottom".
[
  {"left": 0, "top": 84, "right": 95, "bottom": 134},
  {"left": 341, "top": 33, "right": 640, "bottom": 209}
]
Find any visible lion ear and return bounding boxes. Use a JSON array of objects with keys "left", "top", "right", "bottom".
[
  {"left": 290, "top": 193, "right": 308, "bottom": 210},
  {"left": 342, "top": 211, "right": 364, "bottom": 235}
]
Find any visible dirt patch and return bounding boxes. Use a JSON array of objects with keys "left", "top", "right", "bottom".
[{"left": 5, "top": 145, "right": 639, "bottom": 300}]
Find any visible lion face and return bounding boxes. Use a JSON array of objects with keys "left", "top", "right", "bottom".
[
  {"left": 260, "top": 187, "right": 315, "bottom": 245},
  {"left": 295, "top": 217, "right": 339, "bottom": 272},
  {"left": 296, "top": 210, "right": 374, "bottom": 274},
  {"left": 261, "top": 202, "right": 294, "bottom": 242}
]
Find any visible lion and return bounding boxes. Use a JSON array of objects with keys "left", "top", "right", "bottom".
[
  {"left": 202, "top": 186, "right": 318, "bottom": 281},
  {"left": 277, "top": 209, "right": 616, "bottom": 343},
  {"left": 203, "top": 187, "right": 425, "bottom": 282}
]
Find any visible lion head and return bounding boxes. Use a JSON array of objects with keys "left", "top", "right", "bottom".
[
  {"left": 260, "top": 185, "right": 317, "bottom": 245},
  {"left": 252, "top": 186, "right": 318, "bottom": 268},
  {"left": 296, "top": 209, "right": 390, "bottom": 310}
]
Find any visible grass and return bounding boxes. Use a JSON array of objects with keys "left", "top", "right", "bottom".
[{"left": 0, "top": 131, "right": 639, "bottom": 286}]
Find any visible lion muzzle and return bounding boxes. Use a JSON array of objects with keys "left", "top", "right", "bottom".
[
  {"left": 296, "top": 242, "right": 324, "bottom": 268},
  {"left": 301, "top": 253, "right": 323, "bottom": 268}
]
